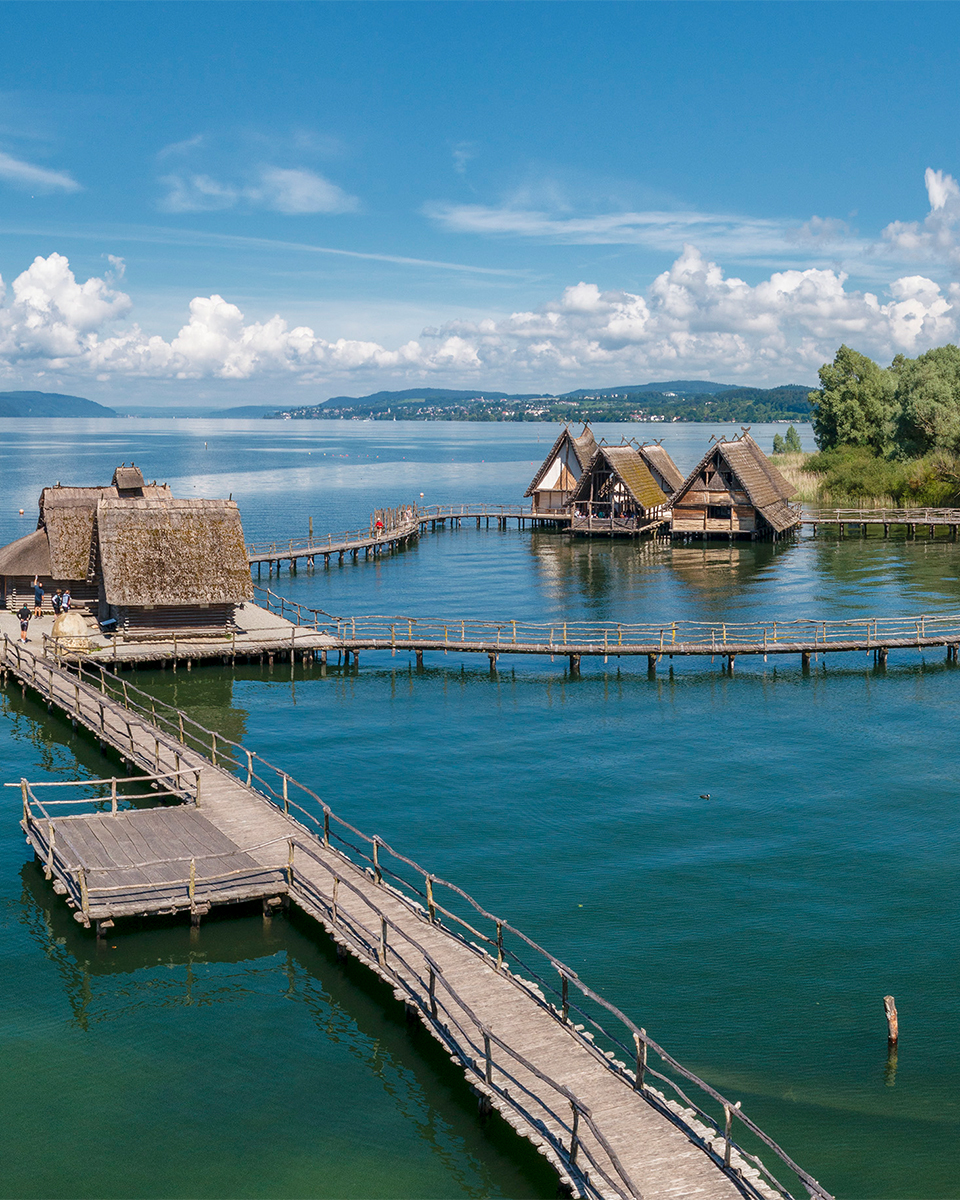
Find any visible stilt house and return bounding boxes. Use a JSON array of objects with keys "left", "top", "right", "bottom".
[
  {"left": 525, "top": 424, "right": 597, "bottom": 514},
  {"left": 0, "top": 464, "right": 252, "bottom": 637},
  {"left": 669, "top": 434, "right": 801, "bottom": 539},
  {"left": 568, "top": 444, "right": 669, "bottom": 533}
]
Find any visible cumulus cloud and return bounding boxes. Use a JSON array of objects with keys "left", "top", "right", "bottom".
[
  {"left": 2, "top": 247, "right": 958, "bottom": 389},
  {"left": 158, "top": 166, "right": 358, "bottom": 214},
  {"left": 0, "top": 150, "right": 81, "bottom": 193},
  {"left": 881, "top": 167, "right": 960, "bottom": 271}
]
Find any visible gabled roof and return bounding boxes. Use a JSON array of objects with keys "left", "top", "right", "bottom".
[
  {"left": 524, "top": 424, "right": 596, "bottom": 497},
  {"left": 638, "top": 444, "right": 685, "bottom": 495},
  {"left": 0, "top": 528, "right": 51, "bottom": 577},
  {"left": 112, "top": 464, "right": 145, "bottom": 492},
  {"left": 570, "top": 445, "right": 668, "bottom": 511},
  {"left": 672, "top": 434, "right": 799, "bottom": 532},
  {"left": 97, "top": 497, "right": 253, "bottom": 606}
]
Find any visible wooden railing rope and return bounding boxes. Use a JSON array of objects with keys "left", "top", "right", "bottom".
[{"left": 0, "top": 641, "right": 834, "bottom": 1200}]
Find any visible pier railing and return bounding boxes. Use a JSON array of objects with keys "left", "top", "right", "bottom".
[
  {"left": 57, "top": 653, "right": 831, "bottom": 1200},
  {"left": 805, "top": 506, "right": 960, "bottom": 523},
  {"left": 249, "top": 593, "right": 960, "bottom": 655}
]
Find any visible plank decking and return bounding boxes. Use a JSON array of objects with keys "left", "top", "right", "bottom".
[{"left": 2, "top": 638, "right": 831, "bottom": 1200}]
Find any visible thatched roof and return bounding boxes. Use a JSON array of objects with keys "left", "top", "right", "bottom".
[
  {"left": 638, "top": 444, "right": 685, "bottom": 496},
  {"left": 39, "top": 480, "right": 173, "bottom": 580},
  {"left": 672, "top": 434, "right": 799, "bottom": 533},
  {"left": 571, "top": 445, "right": 668, "bottom": 511},
  {"left": 524, "top": 424, "right": 597, "bottom": 497},
  {"left": 0, "top": 528, "right": 51, "bottom": 577},
  {"left": 97, "top": 498, "right": 253, "bottom": 606}
]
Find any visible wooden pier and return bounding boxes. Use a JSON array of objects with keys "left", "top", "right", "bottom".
[
  {"left": 1, "top": 636, "right": 831, "bottom": 1200},
  {"left": 255, "top": 595, "right": 960, "bottom": 673},
  {"left": 247, "top": 501, "right": 960, "bottom": 579}
]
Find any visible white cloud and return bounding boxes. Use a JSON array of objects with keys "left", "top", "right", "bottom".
[
  {"left": 157, "top": 134, "right": 205, "bottom": 159},
  {"left": 158, "top": 174, "right": 240, "bottom": 213},
  {"left": 158, "top": 166, "right": 358, "bottom": 215},
  {"left": 423, "top": 199, "right": 861, "bottom": 266},
  {"left": 2, "top": 246, "right": 958, "bottom": 390},
  {"left": 881, "top": 167, "right": 960, "bottom": 270},
  {"left": 0, "top": 150, "right": 81, "bottom": 193},
  {"left": 248, "top": 167, "right": 359, "bottom": 214}
]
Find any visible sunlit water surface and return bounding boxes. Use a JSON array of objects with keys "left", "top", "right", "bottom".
[{"left": 1, "top": 419, "right": 958, "bottom": 1199}]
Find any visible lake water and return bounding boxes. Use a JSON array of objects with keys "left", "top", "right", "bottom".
[{"left": 1, "top": 418, "right": 958, "bottom": 1199}]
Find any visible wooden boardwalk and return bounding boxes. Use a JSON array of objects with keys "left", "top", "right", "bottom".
[
  {"left": 252, "top": 596, "right": 960, "bottom": 672},
  {"left": 247, "top": 502, "right": 960, "bottom": 576},
  {"left": 1, "top": 636, "right": 831, "bottom": 1200}
]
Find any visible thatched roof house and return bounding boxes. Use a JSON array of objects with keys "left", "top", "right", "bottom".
[
  {"left": 670, "top": 434, "right": 800, "bottom": 540},
  {"left": 0, "top": 464, "right": 251, "bottom": 637},
  {"left": 568, "top": 444, "right": 669, "bottom": 534},
  {"left": 524, "top": 424, "right": 597, "bottom": 513}
]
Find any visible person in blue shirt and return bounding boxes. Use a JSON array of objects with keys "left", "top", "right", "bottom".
[{"left": 32, "top": 575, "right": 43, "bottom": 618}]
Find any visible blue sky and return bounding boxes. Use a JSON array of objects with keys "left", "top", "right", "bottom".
[{"left": 3, "top": 1, "right": 960, "bottom": 406}]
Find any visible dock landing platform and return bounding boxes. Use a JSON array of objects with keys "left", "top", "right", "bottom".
[
  {"left": 16, "top": 774, "right": 287, "bottom": 925},
  {"left": 2, "top": 640, "right": 831, "bottom": 1200}
]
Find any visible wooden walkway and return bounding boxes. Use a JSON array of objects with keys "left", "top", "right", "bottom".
[
  {"left": 0, "top": 636, "right": 831, "bottom": 1200},
  {"left": 252, "top": 595, "right": 960, "bottom": 672},
  {"left": 247, "top": 502, "right": 960, "bottom": 576}
]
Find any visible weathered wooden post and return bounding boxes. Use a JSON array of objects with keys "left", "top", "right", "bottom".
[
  {"left": 884, "top": 995, "right": 898, "bottom": 1045},
  {"left": 633, "top": 1030, "right": 647, "bottom": 1090},
  {"left": 569, "top": 1101, "right": 580, "bottom": 1165}
]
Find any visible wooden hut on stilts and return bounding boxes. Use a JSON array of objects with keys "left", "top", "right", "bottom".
[
  {"left": 524, "top": 424, "right": 597, "bottom": 515},
  {"left": 567, "top": 444, "right": 670, "bottom": 536},
  {"left": 0, "top": 464, "right": 252, "bottom": 638},
  {"left": 669, "top": 432, "right": 801, "bottom": 540}
]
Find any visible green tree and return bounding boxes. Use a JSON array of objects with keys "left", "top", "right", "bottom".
[
  {"left": 784, "top": 424, "right": 802, "bottom": 453},
  {"left": 772, "top": 433, "right": 786, "bottom": 454},
  {"left": 894, "top": 343, "right": 960, "bottom": 455},
  {"left": 810, "top": 345, "right": 897, "bottom": 452}
]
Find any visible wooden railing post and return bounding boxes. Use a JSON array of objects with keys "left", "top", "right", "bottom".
[
  {"left": 282, "top": 774, "right": 289, "bottom": 815},
  {"left": 379, "top": 916, "right": 387, "bottom": 965},
  {"left": 110, "top": 777, "right": 117, "bottom": 815},
  {"left": 323, "top": 807, "right": 330, "bottom": 847},
  {"left": 426, "top": 875, "right": 436, "bottom": 922},
  {"left": 483, "top": 1031, "right": 493, "bottom": 1085},
  {"left": 428, "top": 967, "right": 437, "bottom": 1017},
  {"left": 496, "top": 919, "right": 504, "bottom": 969},
  {"left": 78, "top": 866, "right": 89, "bottom": 918},
  {"left": 246, "top": 750, "right": 253, "bottom": 786},
  {"left": 633, "top": 1030, "right": 647, "bottom": 1089},
  {"left": 188, "top": 857, "right": 196, "bottom": 903},
  {"left": 287, "top": 838, "right": 295, "bottom": 887},
  {"left": 372, "top": 837, "right": 381, "bottom": 884},
  {"left": 561, "top": 971, "right": 569, "bottom": 1022},
  {"left": 569, "top": 1101, "right": 580, "bottom": 1165}
]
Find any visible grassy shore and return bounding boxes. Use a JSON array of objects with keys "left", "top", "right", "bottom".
[{"left": 774, "top": 447, "right": 960, "bottom": 508}]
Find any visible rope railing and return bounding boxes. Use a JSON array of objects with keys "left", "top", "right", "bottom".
[{"left": 12, "top": 647, "right": 834, "bottom": 1200}]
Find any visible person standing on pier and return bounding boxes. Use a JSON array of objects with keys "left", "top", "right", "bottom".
[
  {"left": 18, "top": 602, "right": 31, "bottom": 642},
  {"left": 52, "top": 589, "right": 63, "bottom": 616},
  {"left": 62, "top": 588, "right": 71, "bottom": 612},
  {"left": 32, "top": 575, "right": 43, "bottom": 618}
]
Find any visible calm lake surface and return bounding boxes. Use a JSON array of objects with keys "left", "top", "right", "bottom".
[{"left": 1, "top": 418, "right": 958, "bottom": 1199}]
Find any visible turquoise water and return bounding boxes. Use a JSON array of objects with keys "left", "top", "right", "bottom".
[{"left": 1, "top": 420, "right": 959, "bottom": 1198}]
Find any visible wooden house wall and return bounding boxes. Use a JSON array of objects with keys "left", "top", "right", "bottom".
[
  {"left": 1, "top": 577, "right": 99, "bottom": 612},
  {"left": 671, "top": 452, "right": 758, "bottom": 534},
  {"left": 118, "top": 603, "right": 236, "bottom": 640},
  {"left": 531, "top": 440, "right": 585, "bottom": 512}
]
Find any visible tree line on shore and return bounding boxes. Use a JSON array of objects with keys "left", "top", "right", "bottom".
[{"left": 804, "top": 344, "right": 960, "bottom": 505}]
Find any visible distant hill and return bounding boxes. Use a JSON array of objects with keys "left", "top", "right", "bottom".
[
  {"left": 0, "top": 390, "right": 117, "bottom": 418},
  {"left": 115, "top": 404, "right": 281, "bottom": 418},
  {"left": 269, "top": 381, "right": 813, "bottom": 423}
]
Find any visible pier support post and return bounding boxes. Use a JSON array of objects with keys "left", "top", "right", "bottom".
[
  {"left": 488, "top": 652, "right": 498, "bottom": 673},
  {"left": 801, "top": 651, "right": 811, "bottom": 672},
  {"left": 569, "top": 654, "right": 581, "bottom": 675},
  {"left": 878, "top": 646, "right": 888, "bottom": 667},
  {"left": 726, "top": 654, "right": 736, "bottom": 674},
  {"left": 647, "top": 654, "right": 656, "bottom": 675},
  {"left": 416, "top": 649, "right": 424, "bottom": 670}
]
